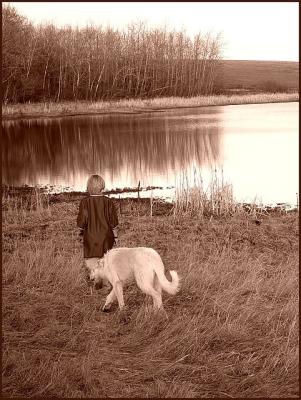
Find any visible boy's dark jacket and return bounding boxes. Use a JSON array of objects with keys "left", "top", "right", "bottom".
[{"left": 77, "top": 195, "right": 118, "bottom": 258}]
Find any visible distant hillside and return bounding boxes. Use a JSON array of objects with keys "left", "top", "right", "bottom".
[{"left": 215, "top": 60, "right": 299, "bottom": 93}]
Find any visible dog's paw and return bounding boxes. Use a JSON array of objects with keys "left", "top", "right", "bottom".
[
  {"left": 95, "top": 281, "right": 103, "bottom": 290},
  {"left": 117, "top": 308, "right": 130, "bottom": 324},
  {"left": 102, "top": 304, "right": 112, "bottom": 313}
]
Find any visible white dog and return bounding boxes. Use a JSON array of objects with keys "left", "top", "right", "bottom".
[{"left": 87, "top": 247, "right": 180, "bottom": 312}]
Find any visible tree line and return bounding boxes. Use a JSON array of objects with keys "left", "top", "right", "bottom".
[{"left": 2, "top": 4, "right": 222, "bottom": 103}]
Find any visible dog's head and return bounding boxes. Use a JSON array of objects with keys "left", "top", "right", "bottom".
[
  {"left": 83, "top": 258, "right": 105, "bottom": 288},
  {"left": 89, "top": 270, "right": 103, "bottom": 289},
  {"left": 89, "top": 267, "right": 103, "bottom": 282},
  {"left": 89, "top": 259, "right": 109, "bottom": 287}
]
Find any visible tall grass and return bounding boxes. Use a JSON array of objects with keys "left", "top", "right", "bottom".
[
  {"left": 173, "top": 168, "right": 257, "bottom": 218},
  {"left": 2, "top": 190, "right": 299, "bottom": 397},
  {"left": 172, "top": 167, "right": 297, "bottom": 219},
  {"left": 2, "top": 92, "right": 299, "bottom": 119},
  {"left": 2, "top": 187, "right": 51, "bottom": 226}
]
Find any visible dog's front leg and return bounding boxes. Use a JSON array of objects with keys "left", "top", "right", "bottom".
[
  {"left": 114, "top": 280, "right": 125, "bottom": 310},
  {"left": 102, "top": 289, "right": 117, "bottom": 312}
]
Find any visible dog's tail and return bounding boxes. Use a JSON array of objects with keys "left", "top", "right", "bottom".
[{"left": 155, "top": 269, "right": 180, "bottom": 295}]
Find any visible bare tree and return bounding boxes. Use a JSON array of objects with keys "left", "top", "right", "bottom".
[{"left": 2, "top": 4, "right": 223, "bottom": 103}]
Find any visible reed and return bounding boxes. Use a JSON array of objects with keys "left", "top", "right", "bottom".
[
  {"left": 3, "top": 92, "right": 299, "bottom": 119},
  {"left": 173, "top": 168, "right": 245, "bottom": 218}
]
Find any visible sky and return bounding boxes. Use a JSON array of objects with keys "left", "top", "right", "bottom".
[{"left": 6, "top": 1, "right": 299, "bottom": 61}]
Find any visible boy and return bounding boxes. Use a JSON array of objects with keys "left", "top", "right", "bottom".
[{"left": 77, "top": 174, "right": 118, "bottom": 288}]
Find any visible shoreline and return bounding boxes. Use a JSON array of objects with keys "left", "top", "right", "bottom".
[
  {"left": 2, "top": 185, "right": 298, "bottom": 215},
  {"left": 2, "top": 92, "right": 298, "bottom": 121}
]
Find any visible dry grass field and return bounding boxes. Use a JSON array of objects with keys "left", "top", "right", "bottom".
[
  {"left": 2, "top": 190, "right": 299, "bottom": 398},
  {"left": 216, "top": 60, "right": 299, "bottom": 92}
]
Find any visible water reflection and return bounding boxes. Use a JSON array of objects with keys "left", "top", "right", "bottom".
[
  {"left": 2, "top": 108, "right": 222, "bottom": 191},
  {"left": 2, "top": 102, "right": 298, "bottom": 205}
]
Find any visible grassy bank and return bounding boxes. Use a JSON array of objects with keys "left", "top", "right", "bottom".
[
  {"left": 2, "top": 92, "right": 299, "bottom": 120},
  {"left": 2, "top": 191, "right": 299, "bottom": 398}
]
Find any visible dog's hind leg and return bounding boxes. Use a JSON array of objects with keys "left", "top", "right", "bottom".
[
  {"left": 141, "top": 285, "right": 163, "bottom": 310},
  {"left": 153, "top": 276, "right": 164, "bottom": 310},
  {"left": 150, "top": 283, "right": 168, "bottom": 318},
  {"left": 153, "top": 274, "right": 162, "bottom": 296},
  {"left": 135, "top": 272, "right": 163, "bottom": 310},
  {"left": 102, "top": 289, "right": 117, "bottom": 312},
  {"left": 151, "top": 289, "right": 163, "bottom": 310}
]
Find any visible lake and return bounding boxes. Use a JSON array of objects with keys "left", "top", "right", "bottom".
[{"left": 2, "top": 102, "right": 298, "bottom": 206}]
